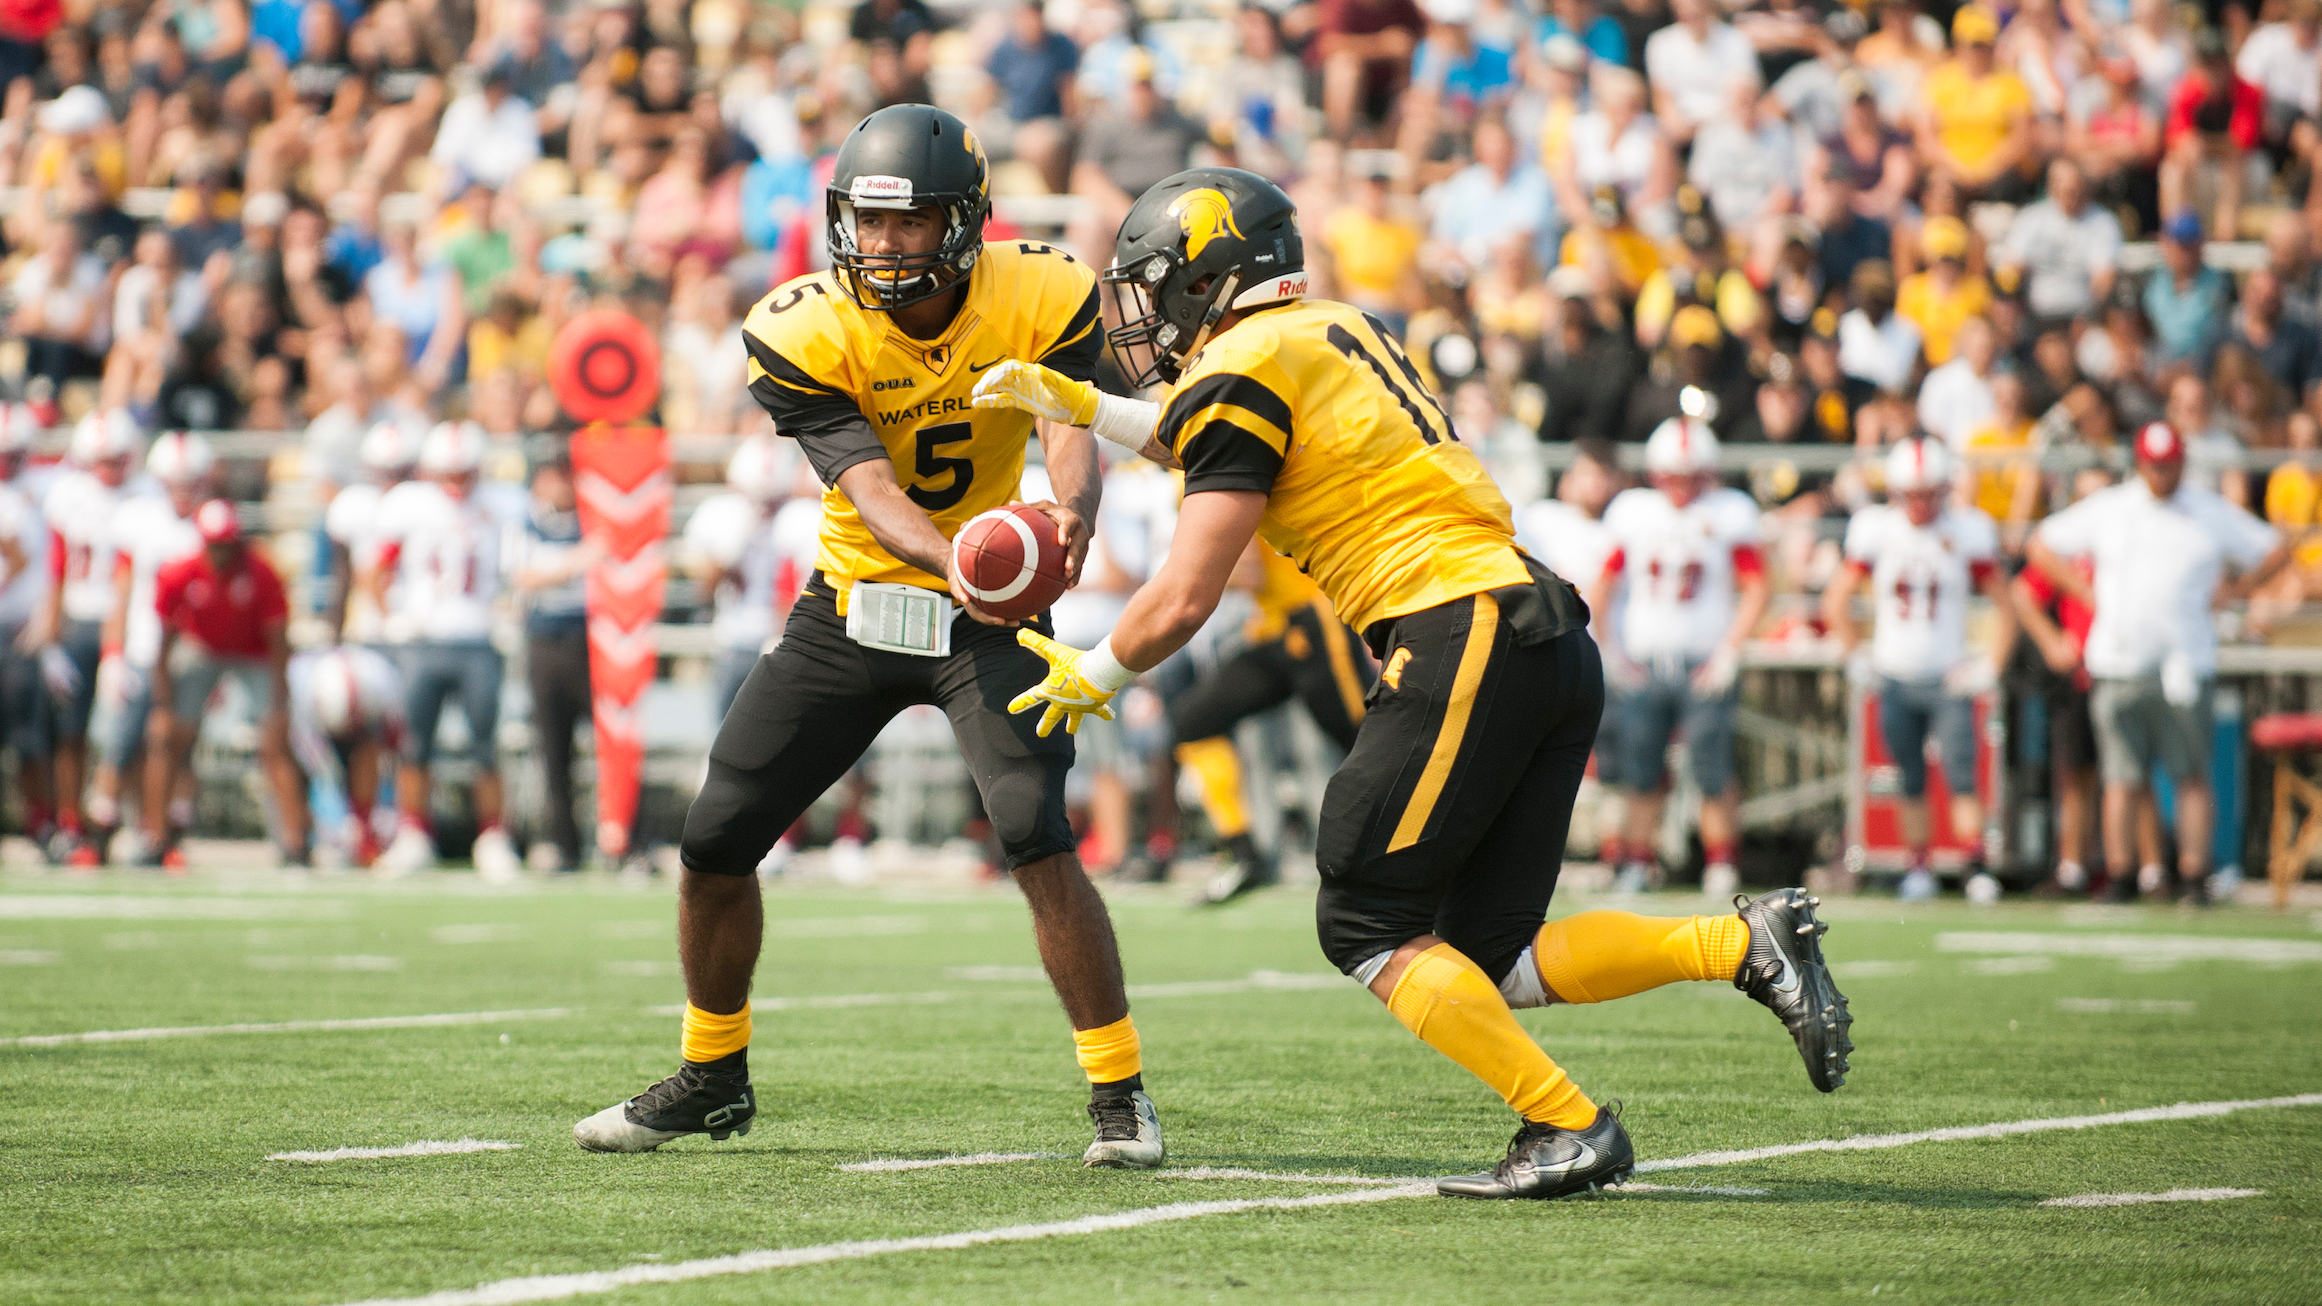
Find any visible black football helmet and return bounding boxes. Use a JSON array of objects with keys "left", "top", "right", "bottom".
[
  {"left": 826, "top": 104, "right": 991, "bottom": 311},
  {"left": 1103, "top": 167, "right": 1305, "bottom": 388}
]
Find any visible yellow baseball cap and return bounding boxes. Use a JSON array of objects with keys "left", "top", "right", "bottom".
[
  {"left": 1671, "top": 305, "right": 1724, "bottom": 350},
  {"left": 1921, "top": 214, "right": 1970, "bottom": 261},
  {"left": 1952, "top": 4, "right": 1999, "bottom": 44}
]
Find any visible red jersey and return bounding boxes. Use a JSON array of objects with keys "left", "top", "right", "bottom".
[
  {"left": 2018, "top": 557, "right": 2095, "bottom": 691},
  {"left": 155, "top": 550, "right": 288, "bottom": 658}
]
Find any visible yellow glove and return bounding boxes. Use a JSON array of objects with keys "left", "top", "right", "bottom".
[
  {"left": 1008, "top": 629, "right": 1136, "bottom": 737},
  {"left": 970, "top": 359, "right": 1100, "bottom": 426}
]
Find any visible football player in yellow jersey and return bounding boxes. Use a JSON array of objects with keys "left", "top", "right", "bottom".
[
  {"left": 974, "top": 167, "right": 1854, "bottom": 1199},
  {"left": 574, "top": 106, "right": 1165, "bottom": 1169},
  {"left": 1172, "top": 543, "right": 1375, "bottom": 905}
]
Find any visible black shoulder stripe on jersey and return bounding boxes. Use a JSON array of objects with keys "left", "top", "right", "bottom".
[
  {"left": 1179, "top": 419, "right": 1285, "bottom": 496},
  {"left": 741, "top": 337, "right": 886, "bottom": 487},
  {"left": 744, "top": 332, "right": 850, "bottom": 398},
  {"left": 1157, "top": 373, "right": 1294, "bottom": 453},
  {"left": 1039, "top": 284, "right": 1104, "bottom": 384}
]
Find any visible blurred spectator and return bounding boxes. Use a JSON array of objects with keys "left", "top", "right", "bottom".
[
  {"left": 2142, "top": 211, "right": 2232, "bottom": 371},
  {"left": 1411, "top": 0, "right": 1514, "bottom": 118},
  {"left": 1317, "top": 0, "right": 1425, "bottom": 141},
  {"left": 430, "top": 59, "right": 541, "bottom": 193},
  {"left": 1687, "top": 79, "right": 1797, "bottom": 230},
  {"left": 362, "top": 220, "right": 462, "bottom": 392},
  {"left": 1643, "top": 0, "right": 1756, "bottom": 144},
  {"left": 1634, "top": 199, "right": 1760, "bottom": 348},
  {"left": 2228, "top": 266, "right": 2322, "bottom": 405},
  {"left": 1561, "top": 182, "right": 1661, "bottom": 294},
  {"left": 1836, "top": 259, "right": 1919, "bottom": 393},
  {"left": 1896, "top": 216, "right": 1987, "bottom": 366},
  {"left": 1208, "top": 6, "right": 1310, "bottom": 180},
  {"left": 1960, "top": 368, "right": 2039, "bottom": 544},
  {"left": 1537, "top": 0, "right": 1627, "bottom": 65},
  {"left": 2163, "top": 373, "right": 2249, "bottom": 505},
  {"left": 2161, "top": 27, "right": 2261, "bottom": 240},
  {"left": 1995, "top": 159, "right": 2121, "bottom": 324},
  {"left": 1072, "top": 51, "right": 1202, "bottom": 231},
  {"left": 11, "top": 219, "right": 112, "bottom": 386},
  {"left": 1809, "top": 161, "right": 1889, "bottom": 297},
  {"left": 1810, "top": 69, "right": 1913, "bottom": 222},
  {"left": 1916, "top": 5, "right": 2033, "bottom": 203},
  {"left": 1624, "top": 303, "right": 1753, "bottom": 438},
  {"left": 2066, "top": 57, "right": 2161, "bottom": 231},
  {"left": 1537, "top": 269, "right": 1643, "bottom": 442},
  {"left": 1557, "top": 62, "right": 1673, "bottom": 218},
  {"left": 1426, "top": 113, "right": 1552, "bottom": 266},
  {"left": 1919, "top": 315, "right": 2000, "bottom": 446},
  {"left": 2267, "top": 211, "right": 2322, "bottom": 327},
  {"left": 1321, "top": 160, "right": 1422, "bottom": 322},
  {"left": 2233, "top": 0, "right": 2320, "bottom": 143}
]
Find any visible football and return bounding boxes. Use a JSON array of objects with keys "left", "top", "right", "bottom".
[{"left": 952, "top": 503, "right": 1069, "bottom": 620}]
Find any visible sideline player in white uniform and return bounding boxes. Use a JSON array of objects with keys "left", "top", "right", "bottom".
[
  {"left": 370, "top": 422, "right": 519, "bottom": 879},
  {"left": 37, "top": 409, "right": 140, "bottom": 863},
  {"left": 1516, "top": 438, "right": 1624, "bottom": 863},
  {"left": 325, "top": 421, "right": 422, "bottom": 643},
  {"left": 0, "top": 405, "right": 56, "bottom": 848},
  {"left": 1585, "top": 418, "right": 1769, "bottom": 898},
  {"left": 287, "top": 645, "right": 406, "bottom": 867},
  {"left": 1823, "top": 437, "right": 2010, "bottom": 902},
  {"left": 92, "top": 432, "right": 211, "bottom": 866},
  {"left": 683, "top": 434, "right": 792, "bottom": 720}
]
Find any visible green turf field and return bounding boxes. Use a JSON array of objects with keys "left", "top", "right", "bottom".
[{"left": 3, "top": 867, "right": 2320, "bottom": 1306}]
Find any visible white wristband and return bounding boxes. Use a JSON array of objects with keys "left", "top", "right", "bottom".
[
  {"left": 1090, "top": 391, "right": 1161, "bottom": 453},
  {"left": 1078, "top": 636, "right": 1139, "bottom": 692}
]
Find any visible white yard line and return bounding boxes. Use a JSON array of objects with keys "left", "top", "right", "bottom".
[
  {"left": 1, "top": 1007, "right": 577, "bottom": 1048},
  {"left": 338, "top": 1093, "right": 2322, "bottom": 1306},
  {"left": 1635, "top": 1093, "right": 2322, "bottom": 1173},
  {"left": 1612, "top": 1183, "right": 1772, "bottom": 1196},
  {"left": 2040, "top": 1188, "right": 2263, "bottom": 1208},
  {"left": 270, "top": 1140, "right": 521, "bottom": 1164},
  {"left": 335, "top": 1184, "right": 1437, "bottom": 1306},
  {"left": 838, "top": 1152, "right": 1058, "bottom": 1172},
  {"left": 1157, "top": 1167, "right": 1403, "bottom": 1186}
]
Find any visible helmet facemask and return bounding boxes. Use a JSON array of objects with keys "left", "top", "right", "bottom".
[
  {"left": 828, "top": 178, "right": 985, "bottom": 312},
  {"left": 1102, "top": 251, "right": 1241, "bottom": 389}
]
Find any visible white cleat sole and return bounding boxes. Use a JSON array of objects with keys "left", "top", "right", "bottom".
[
  {"left": 1082, "top": 1139, "right": 1165, "bottom": 1169},
  {"left": 573, "top": 1102, "right": 692, "bottom": 1153}
]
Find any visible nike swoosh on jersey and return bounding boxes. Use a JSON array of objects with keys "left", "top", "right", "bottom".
[{"left": 968, "top": 358, "right": 1002, "bottom": 372}]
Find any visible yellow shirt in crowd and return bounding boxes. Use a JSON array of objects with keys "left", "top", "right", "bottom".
[
  {"left": 1922, "top": 60, "right": 2032, "bottom": 175},
  {"left": 1322, "top": 207, "right": 1423, "bottom": 306},
  {"left": 1962, "top": 417, "right": 2039, "bottom": 522},
  {"left": 1896, "top": 271, "right": 1991, "bottom": 365}
]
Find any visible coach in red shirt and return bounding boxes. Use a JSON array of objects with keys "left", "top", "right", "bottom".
[{"left": 147, "top": 500, "right": 308, "bottom": 867}]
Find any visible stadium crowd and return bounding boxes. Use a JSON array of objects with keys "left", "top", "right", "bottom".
[{"left": 0, "top": 0, "right": 2315, "bottom": 902}]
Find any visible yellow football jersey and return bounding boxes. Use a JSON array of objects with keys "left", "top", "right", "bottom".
[
  {"left": 1156, "top": 299, "right": 1530, "bottom": 635},
  {"left": 742, "top": 240, "right": 1101, "bottom": 606},
  {"left": 1247, "top": 544, "right": 1325, "bottom": 643}
]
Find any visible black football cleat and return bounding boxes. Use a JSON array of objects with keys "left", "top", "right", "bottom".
[
  {"left": 1437, "top": 1103, "right": 1635, "bottom": 1200},
  {"left": 573, "top": 1061, "right": 756, "bottom": 1152},
  {"left": 1083, "top": 1089, "right": 1166, "bottom": 1168},
  {"left": 1734, "top": 888, "right": 1853, "bottom": 1091},
  {"left": 1195, "top": 833, "right": 1276, "bottom": 906}
]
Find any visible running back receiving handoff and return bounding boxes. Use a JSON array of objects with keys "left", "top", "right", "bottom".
[{"left": 972, "top": 165, "right": 1853, "bottom": 1201}]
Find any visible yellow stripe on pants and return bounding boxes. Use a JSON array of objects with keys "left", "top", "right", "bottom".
[
  {"left": 1313, "top": 600, "right": 1369, "bottom": 729},
  {"left": 1386, "top": 593, "right": 1498, "bottom": 853}
]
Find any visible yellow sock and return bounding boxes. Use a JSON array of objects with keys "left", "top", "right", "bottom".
[
  {"left": 1073, "top": 1014, "right": 1142, "bottom": 1085},
  {"left": 680, "top": 1001, "right": 751, "bottom": 1064},
  {"left": 1387, "top": 944, "right": 1596, "bottom": 1129},
  {"left": 1533, "top": 911, "right": 1751, "bottom": 1004},
  {"left": 1174, "top": 738, "right": 1250, "bottom": 838}
]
